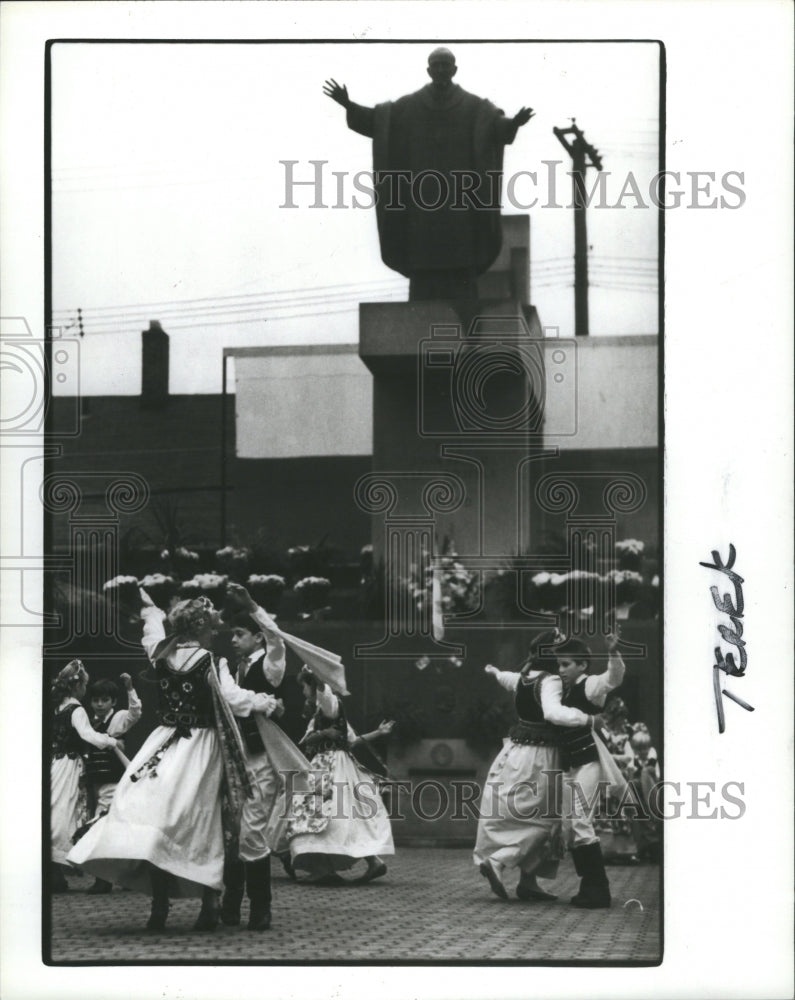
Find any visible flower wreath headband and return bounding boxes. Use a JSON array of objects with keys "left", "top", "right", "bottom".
[
  {"left": 57, "top": 659, "right": 88, "bottom": 684},
  {"left": 167, "top": 596, "right": 216, "bottom": 636}
]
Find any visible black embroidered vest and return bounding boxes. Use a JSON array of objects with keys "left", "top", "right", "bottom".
[
  {"left": 559, "top": 678, "right": 600, "bottom": 769},
  {"left": 154, "top": 651, "right": 214, "bottom": 737},
  {"left": 236, "top": 657, "right": 284, "bottom": 754},
  {"left": 82, "top": 713, "right": 125, "bottom": 785},
  {"left": 301, "top": 700, "right": 348, "bottom": 761},
  {"left": 509, "top": 672, "right": 566, "bottom": 747},
  {"left": 52, "top": 704, "right": 85, "bottom": 760}
]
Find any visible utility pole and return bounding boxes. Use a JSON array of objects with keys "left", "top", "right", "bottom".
[{"left": 553, "top": 120, "right": 603, "bottom": 336}]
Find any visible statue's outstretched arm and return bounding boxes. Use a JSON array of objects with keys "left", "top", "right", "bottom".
[
  {"left": 513, "top": 106, "right": 535, "bottom": 128},
  {"left": 324, "top": 78, "right": 375, "bottom": 138},
  {"left": 323, "top": 79, "right": 351, "bottom": 109},
  {"left": 498, "top": 105, "right": 535, "bottom": 145}
]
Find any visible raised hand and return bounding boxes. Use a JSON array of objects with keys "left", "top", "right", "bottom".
[
  {"left": 138, "top": 587, "right": 155, "bottom": 609},
  {"left": 605, "top": 628, "right": 622, "bottom": 653},
  {"left": 377, "top": 719, "right": 396, "bottom": 737},
  {"left": 119, "top": 672, "right": 133, "bottom": 690},
  {"left": 513, "top": 106, "right": 535, "bottom": 127},
  {"left": 323, "top": 78, "right": 350, "bottom": 109},
  {"left": 226, "top": 581, "right": 256, "bottom": 612},
  {"left": 484, "top": 664, "right": 499, "bottom": 677}
]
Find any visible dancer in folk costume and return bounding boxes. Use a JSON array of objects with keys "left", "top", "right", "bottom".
[
  {"left": 219, "top": 585, "right": 311, "bottom": 930},
  {"left": 474, "top": 630, "right": 600, "bottom": 902},
  {"left": 79, "top": 673, "right": 142, "bottom": 894},
  {"left": 592, "top": 695, "right": 640, "bottom": 864},
  {"left": 287, "top": 666, "right": 395, "bottom": 884},
  {"left": 68, "top": 588, "right": 281, "bottom": 932},
  {"left": 554, "top": 630, "right": 629, "bottom": 909},
  {"left": 627, "top": 723, "right": 662, "bottom": 863},
  {"left": 50, "top": 660, "right": 119, "bottom": 893}
]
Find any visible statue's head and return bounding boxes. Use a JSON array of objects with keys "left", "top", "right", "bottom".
[{"left": 427, "top": 47, "right": 457, "bottom": 88}]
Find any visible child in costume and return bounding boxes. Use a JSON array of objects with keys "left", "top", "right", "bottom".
[
  {"left": 473, "top": 630, "right": 599, "bottom": 902},
  {"left": 592, "top": 695, "right": 639, "bottom": 863},
  {"left": 555, "top": 630, "right": 627, "bottom": 909},
  {"left": 80, "top": 674, "right": 142, "bottom": 893},
  {"left": 50, "top": 660, "right": 119, "bottom": 892},
  {"left": 68, "top": 588, "right": 282, "bottom": 932},
  {"left": 287, "top": 666, "right": 394, "bottom": 884},
  {"left": 220, "top": 588, "right": 306, "bottom": 931},
  {"left": 628, "top": 723, "right": 662, "bottom": 862}
]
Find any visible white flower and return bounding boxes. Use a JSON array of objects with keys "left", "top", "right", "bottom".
[
  {"left": 139, "top": 573, "right": 175, "bottom": 588},
  {"left": 448, "top": 657, "right": 463, "bottom": 668},
  {"left": 294, "top": 576, "right": 331, "bottom": 592},
  {"left": 616, "top": 538, "right": 645, "bottom": 555},
  {"left": 216, "top": 546, "right": 250, "bottom": 561},
  {"left": 103, "top": 575, "right": 138, "bottom": 590},
  {"left": 415, "top": 656, "right": 430, "bottom": 671},
  {"left": 248, "top": 574, "right": 286, "bottom": 587},
  {"left": 568, "top": 569, "right": 599, "bottom": 582},
  {"left": 532, "top": 572, "right": 551, "bottom": 585},
  {"left": 651, "top": 575, "right": 660, "bottom": 588},
  {"left": 550, "top": 573, "right": 568, "bottom": 586},
  {"left": 184, "top": 572, "right": 227, "bottom": 590}
]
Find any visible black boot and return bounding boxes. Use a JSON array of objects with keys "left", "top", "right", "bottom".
[
  {"left": 193, "top": 887, "right": 221, "bottom": 931},
  {"left": 569, "top": 844, "right": 587, "bottom": 903},
  {"left": 516, "top": 872, "right": 557, "bottom": 901},
  {"left": 279, "top": 852, "right": 296, "bottom": 881},
  {"left": 246, "top": 857, "right": 272, "bottom": 931},
  {"left": 570, "top": 842, "right": 611, "bottom": 909},
  {"left": 86, "top": 877, "right": 113, "bottom": 894},
  {"left": 147, "top": 867, "right": 170, "bottom": 931},
  {"left": 221, "top": 857, "right": 245, "bottom": 926}
]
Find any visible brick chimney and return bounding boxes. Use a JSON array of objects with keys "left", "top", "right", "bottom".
[{"left": 141, "top": 320, "right": 169, "bottom": 409}]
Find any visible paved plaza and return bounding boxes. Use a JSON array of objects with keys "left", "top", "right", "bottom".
[{"left": 48, "top": 848, "right": 660, "bottom": 965}]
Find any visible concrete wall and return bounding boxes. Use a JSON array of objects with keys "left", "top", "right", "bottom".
[
  {"left": 543, "top": 335, "right": 658, "bottom": 450},
  {"left": 48, "top": 396, "right": 371, "bottom": 558}
]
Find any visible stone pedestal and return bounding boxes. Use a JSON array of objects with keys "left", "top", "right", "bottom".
[
  {"left": 357, "top": 298, "right": 552, "bottom": 657},
  {"left": 359, "top": 298, "right": 546, "bottom": 559}
]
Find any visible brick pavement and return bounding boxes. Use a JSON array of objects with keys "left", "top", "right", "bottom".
[{"left": 48, "top": 849, "right": 660, "bottom": 964}]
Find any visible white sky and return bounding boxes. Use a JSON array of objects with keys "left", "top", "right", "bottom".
[{"left": 51, "top": 41, "right": 660, "bottom": 394}]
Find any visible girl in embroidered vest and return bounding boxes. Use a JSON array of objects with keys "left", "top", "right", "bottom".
[
  {"left": 287, "top": 666, "right": 395, "bottom": 884},
  {"left": 473, "top": 630, "right": 599, "bottom": 902},
  {"left": 67, "top": 588, "right": 277, "bottom": 932},
  {"left": 50, "top": 660, "right": 119, "bottom": 893},
  {"left": 78, "top": 674, "right": 143, "bottom": 894}
]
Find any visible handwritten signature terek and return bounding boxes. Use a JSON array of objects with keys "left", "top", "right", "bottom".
[{"left": 699, "top": 544, "right": 755, "bottom": 733}]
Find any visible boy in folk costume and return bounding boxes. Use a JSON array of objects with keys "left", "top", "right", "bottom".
[
  {"left": 80, "top": 674, "right": 142, "bottom": 893},
  {"left": 554, "top": 630, "right": 627, "bottom": 909},
  {"left": 220, "top": 591, "right": 290, "bottom": 931}
]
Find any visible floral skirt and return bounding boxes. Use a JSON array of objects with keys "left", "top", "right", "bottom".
[
  {"left": 473, "top": 739, "right": 565, "bottom": 878},
  {"left": 288, "top": 749, "right": 394, "bottom": 878}
]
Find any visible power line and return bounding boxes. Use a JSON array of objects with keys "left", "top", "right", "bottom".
[
  {"left": 52, "top": 276, "right": 408, "bottom": 318},
  {"left": 53, "top": 293, "right": 406, "bottom": 328}
]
